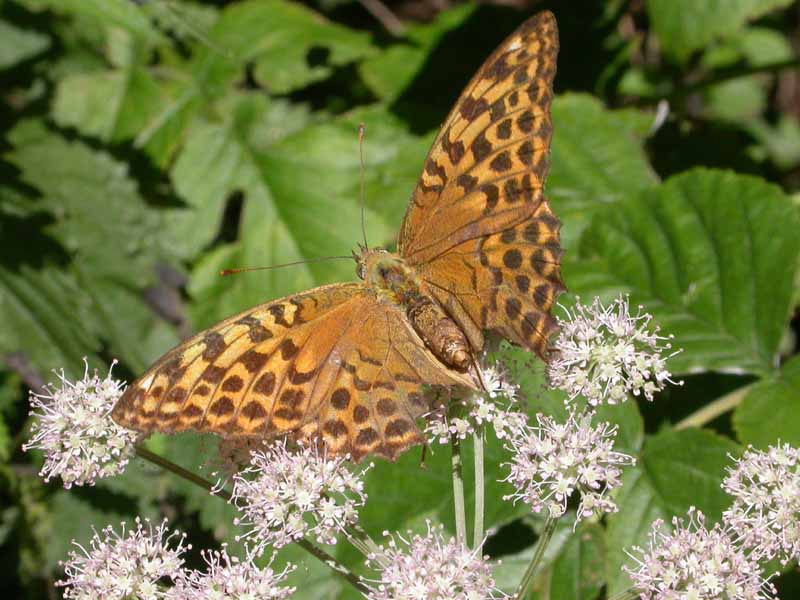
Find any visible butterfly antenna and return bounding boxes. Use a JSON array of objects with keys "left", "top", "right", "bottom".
[
  {"left": 358, "top": 123, "right": 369, "bottom": 250},
  {"left": 220, "top": 256, "right": 352, "bottom": 276}
]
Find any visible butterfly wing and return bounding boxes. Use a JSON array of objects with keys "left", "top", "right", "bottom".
[
  {"left": 112, "top": 283, "right": 474, "bottom": 461},
  {"left": 397, "top": 11, "right": 563, "bottom": 357}
]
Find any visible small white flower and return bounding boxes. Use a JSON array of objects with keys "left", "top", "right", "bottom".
[
  {"left": 22, "top": 359, "right": 140, "bottom": 488},
  {"left": 425, "top": 362, "right": 528, "bottom": 445},
  {"left": 722, "top": 443, "right": 800, "bottom": 563},
  {"left": 57, "top": 517, "right": 189, "bottom": 599},
  {"left": 364, "top": 520, "right": 507, "bottom": 600},
  {"left": 168, "top": 545, "right": 295, "bottom": 599},
  {"left": 624, "top": 508, "right": 777, "bottom": 599},
  {"left": 502, "top": 410, "right": 634, "bottom": 521},
  {"left": 548, "top": 296, "right": 680, "bottom": 406},
  {"left": 230, "top": 439, "right": 369, "bottom": 554}
]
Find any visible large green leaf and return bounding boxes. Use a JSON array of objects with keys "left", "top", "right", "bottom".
[
  {"left": 0, "top": 19, "right": 49, "bottom": 70},
  {"left": 605, "top": 428, "right": 739, "bottom": 595},
  {"left": 52, "top": 28, "right": 168, "bottom": 144},
  {"left": 19, "top": 0, "right": 160, "bottom": 41},
  {"left": 646, "top": 0, "right": 794, "bottom": 61},
  {"left": 209, "top": 0, "right": 375, "bottom": 94},
  {"left": 548, "top": 94, "right": 657, "bottom": 248},
  {"left": 185, "top": 107, "right": 418, "bottom": 328},
  {"left": 569, "top": 168, "right": 800, "bottom": 376},
  {"left": 733, "top": 354, "right": 800, "bottom": 447},
  {"left": 531, "top": 522, "right": 605, "bottom": 600}
]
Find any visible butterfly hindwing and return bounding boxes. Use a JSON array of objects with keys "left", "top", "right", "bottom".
[
  {"left": 398, "top": 11, "right": 563, "bottom": 358},
  {"left": 112, "top": 283, "right": 474, "bottom": 461}
]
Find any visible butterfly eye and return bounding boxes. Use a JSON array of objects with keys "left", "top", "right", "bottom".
[{"left": 356, "top": 263, "right": 366, "bottom": 280}]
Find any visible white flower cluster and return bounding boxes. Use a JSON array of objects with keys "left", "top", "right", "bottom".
[
  {"left": 168, "top": 546, "right": 295, "bottom": 600},
  {"left": 230, "top": 439, "right": 369, "bottom": 554},
  {"left": 425, "top": 363, "right": 527, "bottom": 444},
  {"left": 624, "top": 508, "right": 777, "bottom": 600},
  {"left": 22, "top": 360, "right": 140, "bottom": 488},
  {"left": 365, "top": 521, "right": 507, "bottom": 600},
  {"left": 548, "top": 296, "right": 679, "bottom": 406},
  {"left": 502, "top": 410, "right": 634, "bottom": 520},
  {"left": 723, "top": 443, "right": 800, "bottom": 564},
  {"left": 58, "top": 517, "right": 189, "bottom": 599}
]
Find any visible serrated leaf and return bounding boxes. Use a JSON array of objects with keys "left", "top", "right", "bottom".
[
  {"left": 6, "top": 120, "right": 183, "bottom": 281},
  {"left": 569, "top": 168, "right": 800, "bottom": 376},
  {"left": 646, "top": 0, "right": 794, "bottom": 61},
  {"left": 19, "top": 0, "right": 160, "bottom": 41},
  {"left": 0, "top": 19, "right": 49, "bottom": 70},
  {"left": 548, "top": 94, "right": 658, "bottom": 248},
  {"left": 209, "top": 0, "right": 374, "bottom": 94},
  {"left": 733, "top": 354, "right": 800, "bottom": 447},
  {"left": 185, "top": 107, "right": 418, "bottom": 328},
  {"left": 605, "top": 428, "right": 739, "bottom": 595},
  {"left": 52, "top": 28, "right": 167, "bottom": 143}
]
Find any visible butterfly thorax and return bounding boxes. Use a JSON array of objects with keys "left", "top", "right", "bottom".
[{"left": 357, "top": 249, "right": 472, "bottom": 372}]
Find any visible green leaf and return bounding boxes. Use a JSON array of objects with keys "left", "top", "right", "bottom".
[
  {"left": 359, "top": 4, "right": 476, "bottom": 101},
  {"left": 0, "top": 263, "right": 103, "bottom": 378},
  {"left": 646, "top": 0, "right": 794, "bottom": 61},
  {"left": 6, "top": 120, "right": 183, "bottom": 281},
  {"left": 548, "top": 94, "right": 658, "bottom": 248},
  {"left": 19, "top": 0, "right": 160, "bottom": 41},
  {"left": 605, "top": 428, "right": 739, "bottom": 595},
  {"left": 0, "top": 19, "right": 49, "bottom": 70},
  {"left": 569, "top": 168, "right": 800, "bottom": 376},
  {"left": 52, "top": 28, "right": 168, "bottom": 143},
  {"left": 210, "top": 0, "right": 375, "bottom": 94},
  {"left": 733, "top": 354, "right": 800, "bottom": 447},
  {"left": 185, "top": 107, "right": 418, "bottom": 328}
]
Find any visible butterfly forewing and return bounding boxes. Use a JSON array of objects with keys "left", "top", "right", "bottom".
[
  {"left": 398, "top": 11, "right": 563, "bottom": 358},
  {"left": 112, "top": 283, "right": 474, "bottom": 461}
]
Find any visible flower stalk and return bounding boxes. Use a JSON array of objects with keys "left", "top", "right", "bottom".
[
  {"left": 473, "top": 428, "right": 485, "bottom": 549},
  {"left": 514, "top": 515, "right": 558, "bottom": 600},
  {"left": 450, "top": 432, "right": 468, "bottom": 546}
]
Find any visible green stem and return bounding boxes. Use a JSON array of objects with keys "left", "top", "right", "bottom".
[
  {"left": 472, "top": 428, "right": 485, "bottom": 550},
  {"left": 134, "top": 445, "right": 368, "bottom": 595},
  {"left": 514, "top": 516, "right": 558, "bottom": 600},
  {"left": 346, "top": 523, "right": 386, "bottom": 565},
  {"left": 674, "top": 384, "right": 753, "bottom": 431},
  {"left": 450, "top": 433, "right": 468, "bottom": 546}
]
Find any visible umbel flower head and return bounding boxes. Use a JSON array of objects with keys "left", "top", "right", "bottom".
[
  {"left": 58, "top": 517, "right": 189, "bottom": 599},
  {"left": 22, "top": 359, "right": 140, "bottom": 488},
  {"left": 624, "top": 508, "right": 777, "bottom": 600},
  {"left": 168, "top": 546, "right": 295, "bottom": 599},
  {"left": 722, "top": 443, "right": 800, "bottom": 564},
  {"left": 502, "top": 410, "right": 634, "bottom": 520},
  {"left": 425, "top": 362, "right": 527, "bottom": 445},
  {"left": 365, "top": 520, "right": 507, "bottom": 600},
  {"left": 230, "top": 439, "right": 369, "bottom": 554},
  {"left": 548, "top": 295, "right": 680, "bottom": 406}
]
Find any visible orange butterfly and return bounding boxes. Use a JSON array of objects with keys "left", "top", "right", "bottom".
[{"left": 112, "top": 11, "right": 563, "bottom": 462}]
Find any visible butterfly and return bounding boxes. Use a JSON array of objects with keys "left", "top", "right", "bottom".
[{"left": 112, "top": 11, "right": 563, "bottom": 462}]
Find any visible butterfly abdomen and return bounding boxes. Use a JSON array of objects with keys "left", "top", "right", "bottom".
[{"left": 406, "top": 295, "right": 471, "bottom": 372}]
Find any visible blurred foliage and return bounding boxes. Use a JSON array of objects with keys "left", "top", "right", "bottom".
[{"left": 1, "top": 0, "right": 800, "bottom": 598}]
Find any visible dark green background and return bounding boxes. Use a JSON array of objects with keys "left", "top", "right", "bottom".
[{"left": 2, "top": 0, "right": 800, "bottom": 597}]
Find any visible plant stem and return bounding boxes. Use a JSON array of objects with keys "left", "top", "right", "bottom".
[
  {"left": 472, "top": 428, "right": 485, "bottom": 550},
  {"left": 514, "top": 515, "right": 558, "bottom": 600},
  {"left": 607, "top": 589, "right": 642, "bottom": 600},
  {"left": 346, "top": 523, "right": 386, "bottom": 565},
  {"left": 674, "top": 384, "right": 753, "bottom": 430},
  {"left": 135, "top": 445, "right": 229, "bottom": 500},
  {"left": 450, "top": 433, "right": 468, "bottom": 546},
  {"left": 134, "top": 445, "right": 368, "bottom": 595}
]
